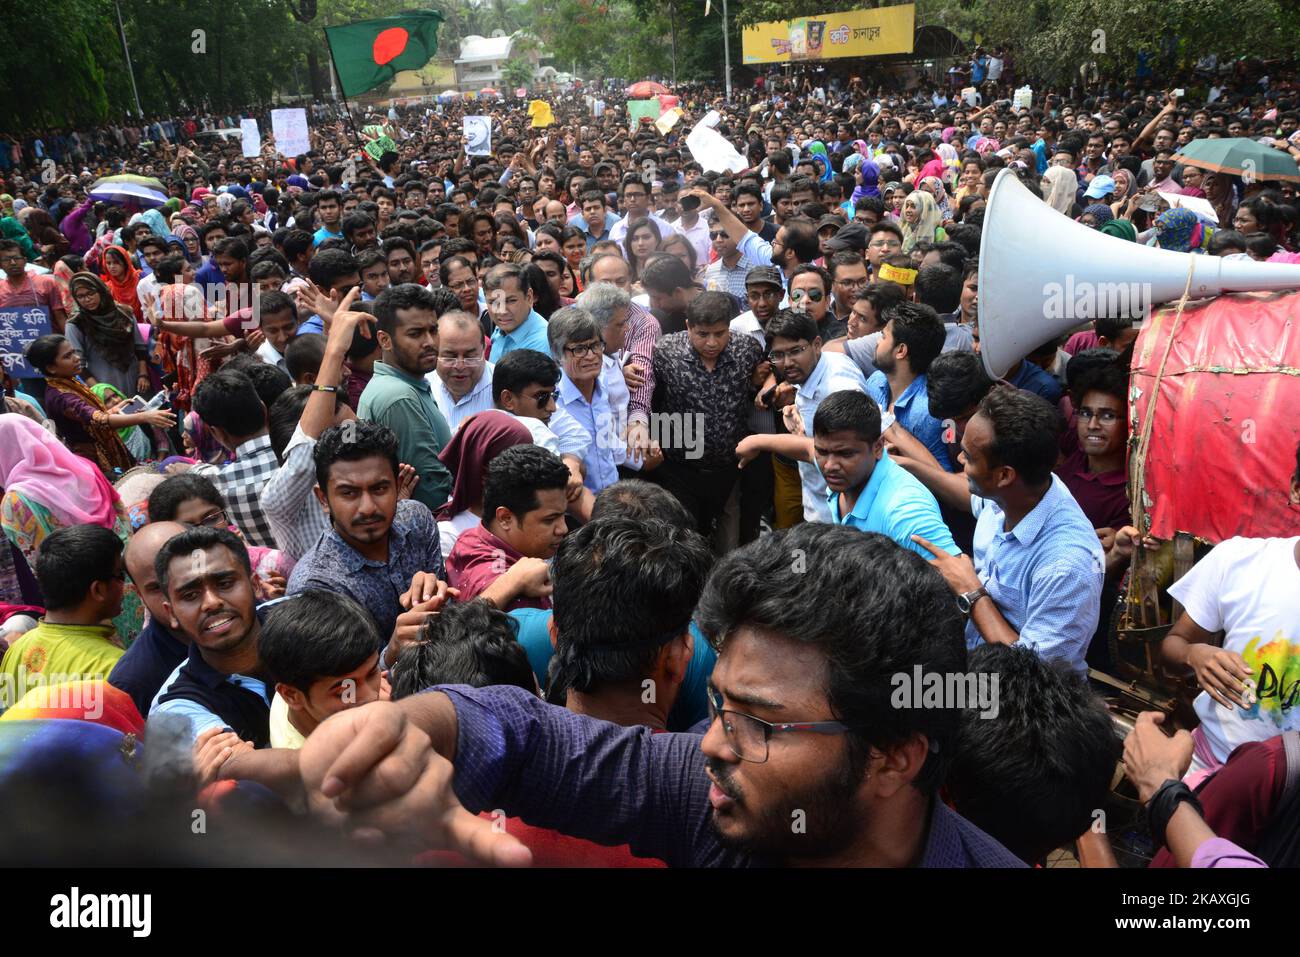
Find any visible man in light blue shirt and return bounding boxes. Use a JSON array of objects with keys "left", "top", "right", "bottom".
[
  {"left": 485, "top": 263, "right": 549, "bottom": 360},
  {"left": 734, "top": 311, "right": 867, "bottom": 523},
  {"left": 910, "top": 388, "right": 1103, "bottom": 676},
  {"left": 865, "top": 302, "right": 954, "bottom": 470},
  {"left": 550, "top": 305, "right": 620, "bottom": 493},
  {"left": 813, "top": 390, "right": 959, "bottom": 559}
]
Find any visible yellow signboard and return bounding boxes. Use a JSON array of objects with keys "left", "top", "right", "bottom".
[{"left": 741, "top": 4, "right": 915, "bottom": 64}]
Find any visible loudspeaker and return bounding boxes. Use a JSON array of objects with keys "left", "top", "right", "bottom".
[{"left": 977, "top": 168, "right": 1300, "bottom": 377}]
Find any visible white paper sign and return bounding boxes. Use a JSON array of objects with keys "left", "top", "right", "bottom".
[
  {"left": 271, "top": 108, "right": 310, "bottom": 158},
  {"left": 685, "top": 115, "right": 748, "bottom": 175},
  {"left": 1013, "top": 86, "right": 1033, "bottom": 110},
  {"left": 1156, "top": 191, "right": 1218, "bottom": 225},
  {"left": 240, "top": 119, "right": 260, "bottom": 158},
  {"left": 464, "top": 116, "right": 492, "bottom": 156}
]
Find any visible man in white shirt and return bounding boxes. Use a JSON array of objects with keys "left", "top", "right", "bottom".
[
  {"left": 609, "top": 177, "right": 680, "bottom": 245},
  {"left": 1160, "top": 454, "right": 1300, "bottom": 776},
  {"left": 136, "top": 237, "right": 169, "bottom": 321},
  {"left": 428, "top": 311, "right": 495, "bottom": 431},
  {"left": 735, "top": 309, "right": 868, "bottom": 523}
]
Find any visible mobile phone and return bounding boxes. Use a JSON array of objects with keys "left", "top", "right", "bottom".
[
  {"left": 680, "top": 195, "right": 700, "bottom": 212},
  {"left": 1172, "top": 89, "right": 1184, "bottom": 99},
  {"left": 759, "top": 384, "right": 779, "bottom": 408}
]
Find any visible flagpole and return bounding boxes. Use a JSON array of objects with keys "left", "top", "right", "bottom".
[
  {"left": 324, "top": 30, "right": 367, "bottom": 153},
  {"left": 722, "top": 0, "right": 732, "bottom": 102},
  {"left": 113, "top": 0, "right": 144, "bottom": 118}
]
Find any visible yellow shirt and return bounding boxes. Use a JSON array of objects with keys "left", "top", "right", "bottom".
[
  {"left": 0, "top": 620, "right": 124, "bottom": 704},
  {"left": 268, "top": 693, "right": 307, "bottom": 750}
]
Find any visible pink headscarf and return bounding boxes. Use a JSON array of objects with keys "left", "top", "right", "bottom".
[{"left": 0, "top": 414, "right": 120, "bottom": 528}]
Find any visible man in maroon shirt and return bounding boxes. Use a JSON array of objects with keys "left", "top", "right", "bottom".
[
  {"left": 1055, "top": 353, "right": 1129, "bottom": 533},
  {"left": 446, "top": 444, "right": 570, "bottom": 612},
  {"left": 0, "top": 239, "right": 69, "bottom": 331}
]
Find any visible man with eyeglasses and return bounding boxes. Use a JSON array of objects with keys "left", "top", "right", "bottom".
[
  {"left": 429, "top": 311, "right": 495, "bottom": 430},
  {"left": 865, "top": 222, "right": 905, "bottom": 277},
  {"left": 491, "top": 349, "right": 592, "bottom": 497},
  {"left": 291, "top": 522, "right": 1023, "bottom": 867},
  {"left": 0, "top": 239, "right": 68, "bottom": 332},
  {"left": 609, "top": 176, "right": 679, "bottom": 245},
  {"left": 788, "top": 264, "right": 844, "bottom": 341},
  {"left": 703, "top": 212, "right": 757, "bottom": 302},
  {"left": 827, "top": 250, "right": 870, "bottom": 329}
]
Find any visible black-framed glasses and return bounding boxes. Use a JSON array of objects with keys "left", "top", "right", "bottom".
[
  {"left": 1077, "top": 407, "right": 1121, "bottom": 424},
  {"left": 563, "top": 341, "right": 603, "bottom": 359},
  {"left": 790, "top": 288, "right": 825, "bottom": 303},
  {"left": 706, "top": 685, "right": 851, "bottom": 764},
  {"left": 768, "top": 343, "right": 810, "bottom": 363},
  {"left": 526, "top": 389, "right": 560, "bottom": 405},
  {"left": 708, "top": 231, "right": 728, "bottom": 240}
]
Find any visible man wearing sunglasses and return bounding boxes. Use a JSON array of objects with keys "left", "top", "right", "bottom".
[
  {"left": 702, "top": 213, "right": 757, "bottom": 303},
  {"left": 788, "top": 265, "right": 845, "bottom": 341},
  {"left": 292, "top": 523, "right": 1023, "bottom": 867}
]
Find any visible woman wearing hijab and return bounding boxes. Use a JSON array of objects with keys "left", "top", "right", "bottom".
[
  {"left": 19, "top": 208, "right": 67, "bottom": 267},
  {"left": 849, "top": 154, "right": 881, "bottom": 203},
  {"left": 1099, "top": 219, "right": 1138, "bottom": 242},
  {"left": 900, "top": 188, "right": 946, "bottom": 253},
  {"left": 66, "top": 272, "right": 150, "bottom": 398},
  {"left": 1154, "top": 208, "right": 1213, "bottom": 253},
  {"left": 1079, "top": 204, "right": 1114, "bottom": 229},
  {"left": 918, "top": 176, "right": 954, "bottom": 221},
  {"left": 0, "top": 413, "right": 148, "bottom": 645},
  {"left": 1041, "top": 166, "right": 1080, "bottom": 217},
  {"left": 0, "top": 214, "right": 36, "bottom": 261},
  {"left": 1203, "top": 173, "right": 1238, "bottom": 233},
  {"left": 23, "top": 334, "right": 173, "bottom": 476},
  {"left": 1108, "top": 169, "right": 1137, "bottom": 219},
  {"left": 100, "top": 244, "right": 142, "bottom": 320},
  {"left": 173, "top": 223, "right": 202, "bottom": 264},
  {"left": 435, "top": 411, "right": 534, "bottom": 556},
  {"left": 0, "top": 412, "right": 130, "bottom": 578}
]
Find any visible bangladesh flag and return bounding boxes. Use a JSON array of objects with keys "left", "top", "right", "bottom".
[{"left": 324, "top": 11, "right": 445, "bottom": 98}]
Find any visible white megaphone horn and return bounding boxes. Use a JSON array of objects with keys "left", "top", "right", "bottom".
[{"left": 977, "top": 168, "right": 1300, "bottom": 378}]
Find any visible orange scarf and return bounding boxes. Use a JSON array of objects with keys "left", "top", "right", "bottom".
[{"left": 101, "top": 245, "right": 142, "bottom": 320}]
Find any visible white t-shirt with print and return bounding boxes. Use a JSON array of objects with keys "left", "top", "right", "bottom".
[{"left": 1168, "top": 536, "right": 1300, "bottom": 764}]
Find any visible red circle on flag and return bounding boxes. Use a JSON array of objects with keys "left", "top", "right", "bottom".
[{"left": 373, "top": 28, "right": 409, "bottom": 65}]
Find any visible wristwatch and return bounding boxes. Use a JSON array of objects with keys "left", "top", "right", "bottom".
[{"left": 956, "top": 586, "right": 989, "bottom": 616}]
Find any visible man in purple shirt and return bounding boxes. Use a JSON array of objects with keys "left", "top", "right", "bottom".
[{"left": 294, "top": 523, "right": 1025, "bottom": 867}]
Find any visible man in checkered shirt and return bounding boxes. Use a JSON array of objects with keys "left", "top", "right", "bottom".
[
  {"left": 702, "top": 211, "right": 758, "bottom": 305},
  {"left": 190, "top": 367, "right": 280, "bottom": 549}
]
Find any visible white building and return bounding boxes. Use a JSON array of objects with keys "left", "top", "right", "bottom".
[{"left": 454, "top": 32, "right": 550, "bottom": 91}]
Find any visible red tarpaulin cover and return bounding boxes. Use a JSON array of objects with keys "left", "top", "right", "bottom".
[{"left": 1131, "top": 290, "right": 1300, "bottom": 544}]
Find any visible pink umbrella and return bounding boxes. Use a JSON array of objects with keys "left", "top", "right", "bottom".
[
  {"left": 480, "top": 87, "right": 499, "bottom": 96},
  {"left": 627, "top": 80, "right": 669, "bottom": 98}
]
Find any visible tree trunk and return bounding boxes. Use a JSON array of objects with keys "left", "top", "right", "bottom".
[{"left": 308, "top": 46, "right": 325, "bottom": 100}]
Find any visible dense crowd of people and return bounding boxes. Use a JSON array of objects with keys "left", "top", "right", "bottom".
[{"left": 1, "top": 49, "right": 1299, "bottom": 869}]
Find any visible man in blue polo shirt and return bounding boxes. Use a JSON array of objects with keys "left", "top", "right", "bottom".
[
  {"left": 867, "top": 302, "right": 954, "bottom": 470},
  {"left": 813, "top": 390, "right": 959, "bottom": 558},
  {"left": 485, "top": 263, "right": 549, "bottom": 359},
  {"left": 569, "top": 189, "right": 620, "bottom": 250},
  {"left": 149, "top": 526, "right": 273, "bottom": 747},
  {"left": 912, "top": 388, "right": 1104, "bottom": 676}
]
